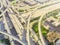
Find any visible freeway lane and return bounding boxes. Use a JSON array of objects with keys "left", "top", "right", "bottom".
[
  {"left": 8, "top": 2, "right": 40, "bottom": 45},
  {"left": 8, "top": 10, "right": 36, "bottom": 45},
  {"left": 6, "top": 0, "right": 38, "bottom": 45},
  {"left": 8, "top": 8, "right": 29, "bottom": 45},
  {"left": 31, "top": 2, "right": 60, "bottom": 18},
  {"left": 21, "top": 2, "right": 60, "bottom": 19}
]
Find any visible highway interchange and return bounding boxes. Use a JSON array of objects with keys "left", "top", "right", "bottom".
[{"left": 0, "top": 0, "right": 60, "bottom": 45}]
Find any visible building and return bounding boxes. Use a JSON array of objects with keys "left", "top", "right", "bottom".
[{"left": 43, "top": 16, "right": 60, "bottom": 32}]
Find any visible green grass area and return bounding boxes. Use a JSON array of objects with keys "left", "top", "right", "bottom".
[
  {"left": 0, "top": 16, "right": 2, "bottom": 18},
  {"left": 0, "top": 39, "right": 10, "bottom": 45},
  {"left": 41, "top": 25, "right": 49, "bottom": 36},
  {"left": 48, "top": 42, "right": 54, "bottom": 45},
  {"left": 53, "top": 15, "right": 58, "bottom": 19},
  {"left": 32, "top": 22, "right": 48, "bottom": 36},
  {"left": 11, "top": 0, "right": 15, "bottom": 1},
  {"left": 47, "top": 9, "right": 59, "bottom": 15},
  {"left": 11, "top": 0, "right": 17, "bottom": 5},
  {"left": 18, "top": 9, "right": 24, "bottom": 12},
  {"left": 32, "top": 22, "right": 38, "bottom": 33},
  {"left": 32, "top": 22, "right": 54, "bottom": 45}
]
